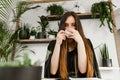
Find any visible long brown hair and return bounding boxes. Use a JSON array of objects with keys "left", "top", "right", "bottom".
[{"left": 58, "top": 11, "right": 94, "bottom": 79}]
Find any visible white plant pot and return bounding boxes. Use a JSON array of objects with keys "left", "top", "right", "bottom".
[
  {"left": 48, "top": 35, "right": 55, "bottom": 39},
  {"left": 30, "top": 35, "right": 35, "bottom": 39},
  {"left": 79, "top": 6, "right": 86, "bottom": 13},
  {"left": 73, "top": 5, "right": 86, "bottom": 13}
]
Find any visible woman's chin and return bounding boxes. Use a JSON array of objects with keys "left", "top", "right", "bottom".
[{"left": 67, "top": 38, "right": 74, "bottom": 42}]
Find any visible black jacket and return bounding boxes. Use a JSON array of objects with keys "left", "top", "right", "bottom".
[{"left": 44, "top": 39, "right": 101, "bottom": 78}]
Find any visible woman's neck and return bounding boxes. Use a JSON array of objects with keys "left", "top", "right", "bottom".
[{"left": 67, "top": 39, "right": 76, "bottom": 52}]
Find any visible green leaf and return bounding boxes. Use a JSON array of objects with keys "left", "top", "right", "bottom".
[
  {"left": 23, "top": 53, "right": 31, "bottom": 66},
  {"left": 0, "top": 0, "right": 15, "bottom": 22},
  {"left": 91, "top": 1, "right": 116, "bottom": 33},
  {"left": 13, "top": 1, "right": 40, "bottom": 22},
  {"left": 100, "top": 43, "right": 109, "bottom": 59}
]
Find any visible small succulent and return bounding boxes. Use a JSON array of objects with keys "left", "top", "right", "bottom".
[{"left": 30, "top": 27, "right": 36, "bottom": 36}]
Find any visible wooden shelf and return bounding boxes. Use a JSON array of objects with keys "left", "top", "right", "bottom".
[
  {"left": 99, "top": 67, "right": 120, "bottom": 71},
  {"left": 47, "top": 13, "right": 100, "bottom": 21},
  {"left": 17, "top": 38, "right": 56, "bottom": 43},
  {"left": 25, "top": 0, "right": 72, "bottom": 4}
]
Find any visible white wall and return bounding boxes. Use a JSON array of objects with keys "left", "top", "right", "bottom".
[{"left": 14, "top": 0, "right": 120, "bottom": 79}]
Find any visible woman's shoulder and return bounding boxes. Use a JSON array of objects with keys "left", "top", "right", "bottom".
[
  {"left": 86, "top": 38, "right": 91, "bottom": 43},
  {"left": 48, "top": 40, "right": 56, "bottom": 46},
  {"left": 86, "top": 38, "right": 93, "bottom": 47},
  {"left": 86, "top": 38, "right": 90, "bottom": 41},
  {"left": 48, "top": 40, "right": 56, "bottom": 51}
]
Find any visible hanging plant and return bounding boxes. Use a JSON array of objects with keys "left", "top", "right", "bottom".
[{"left": 91, "top": 1, "right": 116, "bottom": 33}]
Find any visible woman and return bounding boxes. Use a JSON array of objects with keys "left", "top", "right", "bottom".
[{"left": 44, "top": 11, "right": 101, "bottom": 79}]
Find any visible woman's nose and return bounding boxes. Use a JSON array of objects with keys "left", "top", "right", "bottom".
[
  {"left": 66, "top": 26, "right": 74, "bottom": 29},
  {"left": 65, "top": 27, "right": 73, "bottom": 31}
]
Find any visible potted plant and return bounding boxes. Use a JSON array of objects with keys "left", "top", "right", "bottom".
[
  {"left": 30, "top": 27, "right": 36, "bottom": 39},
  {"left": 0, "top": 20, "right": 20, "bottom": 61},
  {"left": 46, "top": 4, "right": 64, "bottom": 15},
  {"left": 0, "top": 21, "right": 42, "bottom": 80},
  {"left": 0, "top": 53, "right": 42, "bottom": 80},
  {"left": 0, "top": 1, "right": 42, "bottom": 80},
  {"left": 73, "top": 2, "right": 86, "bottom": 13},
  {"left": 48, "top": 29, "right": 57, "bottom": 38},
  {"left": 100, "top": 43, "right": 112, "bottom": 67},
  {"left": 36, "top": 15, "right": 49, "bottom": 39},
  {"left": 18, "top": 23, "right": 30, "bottom": 39},
  {"left": 91, "top": 1, "right": 116, "bottom": 33}
]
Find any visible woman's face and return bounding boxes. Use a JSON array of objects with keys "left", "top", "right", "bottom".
[
  {"left": 64, "top": 16, "right": 76, "bottom": 40},
  {"left": 65, "top": 16, "right": 76, "bottom": 30}
]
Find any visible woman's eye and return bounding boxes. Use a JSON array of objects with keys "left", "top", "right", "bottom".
[
  {"left": 65, "top": 23, "right": 68, "bottom": 27},
  {"left": 72, "top": 23, "right": 75, "bottom": 26}
]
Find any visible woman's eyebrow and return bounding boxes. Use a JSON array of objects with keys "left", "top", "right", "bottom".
[
  {"left": 72, "top": 23, "right": 75, "bottom": 24},
  {"left": 65, "top": 23, "right": 68, "bottom": 25}
]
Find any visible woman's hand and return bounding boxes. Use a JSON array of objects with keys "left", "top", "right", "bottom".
[
  {"left": 56, "top": 30, "right": 66, "bottom": 45},
  {"left": 67, "top": 28, "right": 83, "bottom": 43},
  {"left": 66, "top": 28, "right": 87, "bottom": 73},
  {"left": 51, "top": 30, "right": 66, "bottom": 75}
]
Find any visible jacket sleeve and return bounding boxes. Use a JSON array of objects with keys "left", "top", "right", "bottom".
[
  {"left": 87, "top": 39, "right": 101, "bottom": 78},
  {"left": 44, "top": 40, "right": 59, "bottom": 78}
]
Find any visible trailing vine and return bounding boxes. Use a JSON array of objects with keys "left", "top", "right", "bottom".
[{"left": 91, "top": 1, "right": 116, "bottom": 33}]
